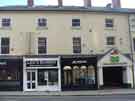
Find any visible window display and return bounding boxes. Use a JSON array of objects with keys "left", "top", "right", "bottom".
[{"left": 38, "top": 69, "right": 58, "bottom": 86}]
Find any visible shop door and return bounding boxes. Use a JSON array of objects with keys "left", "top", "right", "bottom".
[{"left": 26, "top": 70, "right": 37, "bottom": 91}]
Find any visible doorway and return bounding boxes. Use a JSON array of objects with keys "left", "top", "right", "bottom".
[
  {"left": 103, "top": 67, "right": 123, "bottom": 88},
  {"left": 26, "top": 70, "right": 37, "bottom": 91}
]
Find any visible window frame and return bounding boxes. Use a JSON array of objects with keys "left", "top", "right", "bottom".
[
  {"left": 106, "top": 36, "right": 115, "bottom": 45},
  {"left": 73, "top": 37, "right": 81, "bottom": 54},
  {"left": 1, "top": 37, "right": 10, "bottom": 54},
  {"left": 105, "top": 18, "right": 114, "bottom": 28},
  {"left": 38, "top": 37, "right": 47, "bottom": 54},
  {"left": 2, "top": 18, "right": 11, "bottom": 28},
  {"left": 37, "top": 18, "right": 47, "bottom": 27},
  {"left": 72, "top": 19, "right": 80, "bottom": 27}
]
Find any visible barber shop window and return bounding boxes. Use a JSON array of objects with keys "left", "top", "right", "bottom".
[
  {"left": 72, "top": 19, "right": 80, "bottom": 27},
  {"left": 73, "top": 37, "right": 81, "bottom": 53},
  {"left": 105, "top": 18, "right": 114, "bottom": 28},
  {"left": 38, "top": 37, "right": 47, "bottom": 54},
  {"left": 38, "top": 18, "right": 47, "bottom": 27},
  {"left": 2, "top": 18, "right": 11, "bottom": 27},
  {"left": 1, "top": 37, "right": 10, "bottom": 54},
  {"left": 106, "top": 37, "right": 115, "bottom": 45}
]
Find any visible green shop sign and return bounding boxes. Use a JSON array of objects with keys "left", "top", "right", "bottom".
[{"left": 110, "top": 56, "right": 120, "bottom": 63}]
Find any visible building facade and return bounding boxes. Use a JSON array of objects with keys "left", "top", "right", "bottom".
[{"left": 0, "top": 0, "right": 134, "bottom": 91}]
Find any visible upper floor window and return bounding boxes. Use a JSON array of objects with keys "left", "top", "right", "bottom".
[
  {"left": 73, "top": 37, "right": 81, "bottom": 53},
  {"left": 106, "top": 36, "right": 115, "bottom": 45},
  {"left": 133, "top": 38, "right": 135, "bottom": 52},
  {"left": 105, "top": 18, "right": 114, "bottom": 28},
  {"left": 38, "top": 37, "right": 47, "bottom": 54},
  {"left": 72, "top": 19, "right": 80, "bottom": 27},
  {"left": 1, "top": 37, "right": 10, "bottom": 54},
  {"left": 2, "top": 18, "right": 11, "bottom": 27},
  {"left": 38, "top": 18, "right": 47, "bottom": 27}
]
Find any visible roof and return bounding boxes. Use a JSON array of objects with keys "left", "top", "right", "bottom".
[{"left": 0, "top": 6, "right": 134, "bottom": 14}]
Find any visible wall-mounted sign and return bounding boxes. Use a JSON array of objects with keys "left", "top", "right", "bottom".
[
  {"left": 72, "top": 60, "right": 87, "bottom": 64},
  {"left": 111, "top": 55, "right": 120, "bottom": 63},
  {"left": 26, "top": 60, "right": 57, "bottom": 67},
  {"left": 110, "top": 50, "right": 120, "bottom": 63}
]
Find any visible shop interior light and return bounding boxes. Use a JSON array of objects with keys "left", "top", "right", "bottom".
[{"left": 64, "top": 66, "right": 72, "bottom": 70}]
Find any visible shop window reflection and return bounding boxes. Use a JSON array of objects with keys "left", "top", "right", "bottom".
[
  {"left": 87, "top": 65, "right": 95, "bottom": 85},
  {"left": 38, "top": 69, "right": 58, "bottom": 86},
  {"left": 63, "top": 65, "right": 96, "bottom": 87},
  {"left": 48, "top": 70, "right": 58, "bottom": 85},
  {"left": 0, "top": 69, "right": 20, "bottom": 81},
  {"left": 64, "top": 66, "right": 72, "bottom": 86},
  {"left": 73, "top": 66, "right": 80, "bottom": 85}
]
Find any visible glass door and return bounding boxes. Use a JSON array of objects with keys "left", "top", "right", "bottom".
[{"left": 26, "top": 70, "right": 37, "bottom": 91}]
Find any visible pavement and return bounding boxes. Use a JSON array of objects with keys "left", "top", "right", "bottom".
[{"left": 0, "top": 89, "right": 135, "bottom": 96}]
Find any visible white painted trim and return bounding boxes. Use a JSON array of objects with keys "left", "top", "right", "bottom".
[{"left": 23, "top": 57, "right": 61, "bottom": 91}]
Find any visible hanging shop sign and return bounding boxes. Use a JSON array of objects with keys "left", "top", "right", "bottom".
[{"left": 26, "top": 60, "right": 57, "bottom": 67}]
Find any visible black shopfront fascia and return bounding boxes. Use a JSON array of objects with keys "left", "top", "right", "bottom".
[
  {"left": 61, "top": 56, "right": 98, "bottom": 91},
  {"left": 0, "top": 57, "right": 23, "bottom": 91}
]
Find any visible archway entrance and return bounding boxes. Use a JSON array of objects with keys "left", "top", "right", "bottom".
[{"left": 103, "top": 67, "right": 123, "bottom": 88}]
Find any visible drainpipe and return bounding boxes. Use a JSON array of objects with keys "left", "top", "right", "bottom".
[{"left": 128, "top": 14, "right": 135, "bottom": 88}]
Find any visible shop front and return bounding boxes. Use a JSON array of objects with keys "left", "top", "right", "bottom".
[
  {"left": 61, "top": 55, "right": 97, "bottom": 91},
  {"left": 0, "top": 56, "right": 23, "bottom": 91},
  {"left": 23, "top": 57, "right": 61, "bottom": 91},
  {"left": 98, "top": 49, "right": 133, "bottom": 89}
]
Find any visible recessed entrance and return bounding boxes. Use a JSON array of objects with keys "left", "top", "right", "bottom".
[{"left": 103, "top": 67, "right": 123, "bottom": 88}]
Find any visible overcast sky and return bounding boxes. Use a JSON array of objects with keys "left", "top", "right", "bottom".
[{"left": 0, "top": 0, "right": 134, "bottom": 8}]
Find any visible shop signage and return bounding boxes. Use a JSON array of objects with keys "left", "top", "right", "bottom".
[
  {"left": 26, "top": 60, "right": 57, "bottom": 67},
  {"left": 110, "top": 50, "right": 120, "bottom": 63},
  {"left": 72, "top": 60, "right": 87, "bottom": 64}
]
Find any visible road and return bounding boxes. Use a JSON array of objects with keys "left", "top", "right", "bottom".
[{"left": 0, "top": 95, "right": 135, "bottom": 101}]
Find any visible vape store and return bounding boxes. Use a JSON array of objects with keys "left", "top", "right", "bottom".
[
  {"left": 23, "top": 57, "right": 61, "bottom": 91},
  {"left": 61, "top": 56, "right": 97, "bottom": 91},
  {"left": 0, "top": 56, "right": 23, "bottom": 91}
]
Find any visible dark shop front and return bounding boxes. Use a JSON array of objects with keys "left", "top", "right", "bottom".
[
  {"left": 0, "top": 56, "right": 23, "bottom": 91},
  {"left": 61, "top": 56, "right": 98, "bottom": 91}
]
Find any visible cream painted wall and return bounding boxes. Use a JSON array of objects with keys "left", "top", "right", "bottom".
[{"left": 0, "top": 11, "right": 130, "bottom": 55}]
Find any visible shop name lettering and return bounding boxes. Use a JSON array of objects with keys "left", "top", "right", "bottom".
[
  {"left": 26, "top": 60, "right": 57, "bottom": 67},
  {"left": 72, "top": 60, "right": 87, "bottom": 64}
]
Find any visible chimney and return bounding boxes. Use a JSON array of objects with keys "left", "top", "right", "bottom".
[
  {"left": 58, "top": 0, "right": 63, "bottom": 7},
  {"left": 84, "top": 0, "right": 92, "bottom": 8},
  {"left": 112, "top": 0, "right": 121, "bottom": 8},
  {"left": 27, "top": 0, "right": 34, "bottom": 7}
]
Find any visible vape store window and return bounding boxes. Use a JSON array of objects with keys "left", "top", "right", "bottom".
[{"left": 38, "top": 69, "right": 58, "bottom": 86}]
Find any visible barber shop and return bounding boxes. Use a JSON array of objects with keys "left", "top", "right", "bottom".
[
  {"left": 0, "top": 56, "right": 23, "bottom": 91},
  {"left": 98, "top": 49, "right": 133, "bottom": 89},
  {"left": 23, "top": 56, "right": 61, "bottom": 91},
  {"left": 61, "top": 55, "right": 98, "bottom": 91}
]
